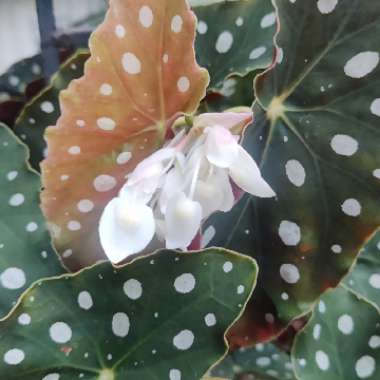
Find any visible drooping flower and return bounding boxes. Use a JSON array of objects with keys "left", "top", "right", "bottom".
[{"left": 99, "top": 111, "right": 276, "bottom": 263}]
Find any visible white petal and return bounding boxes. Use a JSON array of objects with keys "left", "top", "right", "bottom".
[
  {"left": 229, "top": 146, "right": 276, "bottom": 198},
  {"left": 126, "top": 147, "right": 176, "bottom": 192},
  {"left": 165, "top": 192, "right": 202, "bottom": 249},
  {"left": 217, "top": 170, "right": 235, "bottom": 212},
  {"left": 99, "top": 198, "right": 155, "bottom": 263},
  {"left": 195, "top": 112, "right": 253, "bottom": 131},
  {"left": 205, "top": 125, "right": 239, "bottom": 168},
  {"left": 159, "top": 167, "right": 185, "bottom": 214},
  {"left": 194, "top": 169, "right": 234, "bottom": 217},
  {"left": 119, "top": 182, "right": 152, "bottom": 204},
  {"left": 194, "top": 179, "right": 224, "bottom": 218}
]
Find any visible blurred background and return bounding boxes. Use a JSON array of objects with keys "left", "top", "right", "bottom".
[
  {"left": 0, "top": 0, "right": 107, "bottom": 74},
  {"left": 0, "top": 0, "right": 220, "bottom": 75}
]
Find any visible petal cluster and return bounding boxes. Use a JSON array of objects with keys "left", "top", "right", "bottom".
[{"left": 99, "top": 112, "right": 275, "bottom": 263}]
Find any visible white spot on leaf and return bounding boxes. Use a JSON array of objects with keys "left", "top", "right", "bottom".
[
  {"left": 341, "top": 198, "right": 361, "bottom": 217},
  {"left": 197, "top": 21, "right": 208, "bottom": 34},
  {"left": 249, "top": 46, "right": 267, "bottom": 60},
  {"left": 279, "top": 220, "right": 301, "bottom": 246},
  {"left": 337, "top": 314, "right": 354, "bottom": 335},
  {"left": 122, "top": 53, "right": 142, "bottom": 75},
  {"left": 280, "top": 264, "right": 300, "bottom": 284},
  {"left": 139, "top": 6, "right": 153, "bottom": 28},
  {"left": 0, "top": 268, "right": 26, "bottom": 289},
  {"left": 317, "top": 0, "right": 338, "bottom": 14},
  {"left": 49, "top": 322, "right": 72, "bottom": 344},
  {"left": 285, "top": 160, "right": 306, "bottom": 187},
  {"left": 94, "top": 175, "right": 117, "bottom": 192},
  {"left": 344, "top": 51, "right": 379, "bottom": 79},
  {"left": 174, "top": 273, "right": 196, "bottom": 294},
  {"left": 261, "top": 12, "right": 276, "bottom": 28},
  {"left": 315, "top": 350, "right": 330, "bottom": 371},
  {"left": 171, "top": 15, "right": 183, "bottom": 33},
  {"left": 3, "top": 349, "right": 25, "bottom": 365},
  {"left": 215, "top": 31, "right": 234, "bottom": 53},
  {"left": 177, "top": 76, "right": 190, "bottom": 92},
  {"left": 97, "top": 117, "right": 116, "bottom": 131},
  {"left": 330, "top": 134, "right": 358, "bottom": 156},
  {"left": 112, "top": 312, "right": 130, "bottom": 337},
  {"left": 123, "top": 279, "right": 143, "bottom": 300},
  {"left": 355, "top": 356, "right": 375, "bottom": 378},
  {"left": 173, "top": 330, "right": 194, "bottom": 350},
  {"left": 78, "top": 291, "right": 93, "bottom": 310}
]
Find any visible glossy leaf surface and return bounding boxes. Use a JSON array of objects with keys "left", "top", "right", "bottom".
[
  {"left": 213, "top": 343, "right": 295, "bottom": 380},
  {"left": 208, "top": 0, "right": 380, "bottom": 346},
  {"left": 345, "top": 230, "right": 380, "bottom": 309},
  {"left": 194, "top": 0, "right": 276, "bottom": 90},
  {"left": 0, "top": 248, "right": 256, "bottom": 380},
  {"left": 0, "top": 55, "right": 43, "bottom": 98},
  {"left": 292, "top": 286, "right": 380, "bottom": 380},
  {"left": 0, "top": 124, "right": 64, "bottom": 318}
]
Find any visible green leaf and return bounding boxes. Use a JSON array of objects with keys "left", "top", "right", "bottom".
[
  {"left": 0, "top": 55, "right": 43, "bottom": 97},
  {"left": 0, "top": 123, "right": 64, "bottom": 318},
  {"left": 292, "top": 286, "right": 380, "bottom": 380},
  {"left": 201, "top": 72, "right": 257, "bottom": 113},
  {"left": 212, "top": 343, "right": 296, "bottom": 380},
  {"left": 194, "top": 0, "right": 276, "bottom": 90},
  {"left": 13, "top": 51, "right": 90, "bottom": 170},
  {"left": 209, "top": 0, "right": 380, "bottom": 346},
  {"left": 344, "top": 230, "right": 380, "bottom": 309},
  {"left": 0, "top": 248, "right": 257, "bottom": 379}
]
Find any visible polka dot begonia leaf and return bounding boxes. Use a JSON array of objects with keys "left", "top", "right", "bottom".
[
  {"left": 345, "top": 229, "right": 380, "bottom": 310},
  {"left": 14, "top": 51, "right": 90, "bottom": 170},
  {"left": 204, "top": 0, "right": 380, "bottom": 347},
  {"left": 292, "top": 286, "right": 380, "bottom": 380},
  {"left": 41, "top": 0, "right": 209, "bottom": 270},
  {"left": 0, "top": 123, "right": 64, "bottom": 318},
  {"left": 0, "top": 248, "right": 257, "bottom": 380},
  {"left": 212, "top": 342, "right": 296, "bottom": 380},
  {"left": 194, "top": 0, "right": 276, "bottom": 90},
  {"left": 0, "top": 54, "right": 43, "bottom": 98},
  {"left": 200, "top": 71, "right": 257, "bottom": 113}
]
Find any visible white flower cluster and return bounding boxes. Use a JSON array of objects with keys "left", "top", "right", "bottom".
[{"left": 99, "top": 112, "right": 275, "bottom": 263}]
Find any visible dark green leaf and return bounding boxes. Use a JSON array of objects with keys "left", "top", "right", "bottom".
[
  {"left": 212, "top": 343, "right": 296, "bottom": 380},
  {"left": 201, "top": 72, "right": 257, "bottom": 113},
  {"left": 0, "top": 123, "right": 64, "bottom": 318},
  {"left": 345, "top": 230, "right": 380, "bottom": 309},
  {"left": 292, "top": 286, "right": 380, "bottom": 380},
  {"left": 0, "top": 248, "right": 257, "bottom": 380},
  {"left": 194, "top": 0, "right": 276, "bottom": 90},
  {"left": 208, "top": 0, "right": 380, "bottom": 346},
  {"left": 0, "top": 55, "right": 43, "bottom": 97}
]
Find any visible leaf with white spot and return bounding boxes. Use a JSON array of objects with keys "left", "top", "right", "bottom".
[
  {"left": 292, "top": 286, "right": 380, "bottom": 380},
  {"left": 0, "top": 54, "right": 43, "bottom": 98},
  {"left": 0, "top": 124, "right": 64, "bottom": 318},
  {"left": 0, "top": 248, "right": 257, "bottom": 379},
  {"left": 212, "top": 343, "right": 296, "bottom": 380},
  {"left": 345, "top": 230, "right": 380, "bottom": 310},
  {"left": 194, "top": 0, "right": 276, "bottom": 90},
  {"left": 206, "top": 0, "right": 380, "bottom": 347},
  {"left": 41, "top": 0, "right": 209, "bottom": 269},
  {"left": 13, "top": 51, "right": 90, "bottom": 170},
  {"left": 201, "top": 71, "right": 257, "bottom": 112}
]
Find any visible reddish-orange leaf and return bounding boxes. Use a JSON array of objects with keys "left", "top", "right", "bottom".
[{"left": 41, "top": 0, "right": 209, "bottom": 269}]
